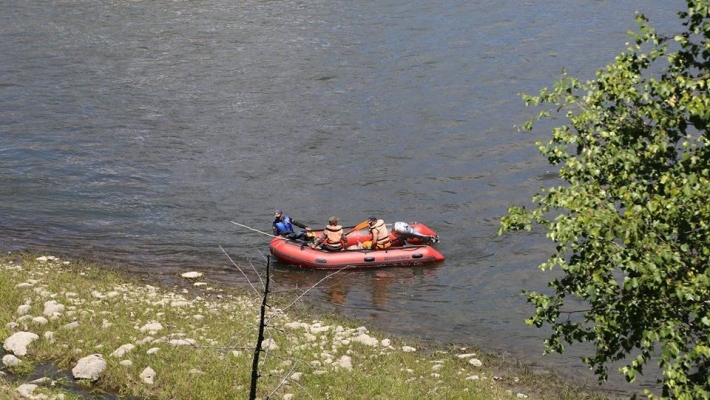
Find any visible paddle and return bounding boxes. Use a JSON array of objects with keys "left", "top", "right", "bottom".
[
  {"left": 343, "top": 220, "right": 370, "bottom": 237},
  {"left": 230, "top": 221, "right": 276, "bottom": 238}
]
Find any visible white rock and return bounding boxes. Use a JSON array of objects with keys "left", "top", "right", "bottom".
[
  {"left": 111, "top": 344, "right": 136, "bottom": 358},
  {"left": 290, "top": 372, "right": 302, "bottom": 381},
  {"left": 120, "top": 360, "right": 133, "bottom": 367},
  {"left": 147, "top": 347, "right": 160, "bottom": 355},
  {"left": 168, "top": 338, "right": 196, "bottom": 346},
  {"left": 43, "top": 300, "right": 65, "bottom": 317},
  {"left": 62, "top": 321, "right": 80, "bottom": 330},
  {"left": 352, "top": 333, "right": 378, "bottom": 347},
  {"left": 381, "top": 338, "right": 391, "bottom": 347},
  {"left": 32, "top": 317, "right": 48, "bottom": 325},
  {"left": 140, "top": 367, "right": 156, "bottom": 384},
  {"left": 402, "top": 346, "right": 416, "bottom": 353},
  {"left": 337, "top": 355, "right": 353, "bottom": 371},
  {"left": 283, "top": 394, "right": 294, "bottom": 400},
  {"left": 189, "top": 368, "right": 204, "bottom": 375},
  {"left": 16, "top": 384, "right": 39, "bottom": 399},
  {"left": 72, "top": 354, "right": 106, "bottom": 381},
  {"left": 284, "top": 321, "right": 307, "bottom": 330},
  {"left": 44, "top": 331, "right": 54, "bottom": 343},
  {"left": 3, "top": 331, "right": 39, "bottom": 356},
  {"left": 310, "top": 324, "right": 330, "bottom": 334},
  {"left": 457, "top": 353, "right": 477, "bottom": 359},
  {"left": 517, "top": 394, "right": 529, "bottom": 399},
  {"left": 469, "top": 358, "right": 483, "bottom": 367},
  {"left": 139, "top": 322, "right": 163, "bottom": 333},
  {"left": 171, "top": 301, "right": 190, "bottom": 307},
  {"left": 2, "top": 354, "right": 21, "bottom": 367},
  {"left": 466, "top": 375, "right": 480, "bottom": 381},
  {"left": 193, "top": 282, "right": 207, "bottom": 287},
  {"left": 181, "top": 271, "right": 203, "bottom": 279},
  {"left": 136, "top": 336, "right": 154, "bottom": 345},
  {"left": 261, "top": 338, "right": 278, "bottom": 351},
  {"left": 17, "top": 304, "right": 31, "bottom": 316}
]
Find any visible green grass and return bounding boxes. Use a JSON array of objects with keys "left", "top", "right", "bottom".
[{"left": 0, "top": 252, "right": 611, "bottom": 399}]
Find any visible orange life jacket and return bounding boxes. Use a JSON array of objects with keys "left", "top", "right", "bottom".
[
  {"left": 322, "top": 224, "right": 344, "bottom": 250},
  {"left": 369, "top": 219, "right": 391, "bottom": 250}
]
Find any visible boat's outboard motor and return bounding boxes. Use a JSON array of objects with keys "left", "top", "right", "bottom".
[{"left": 393, "top": 222, "right": 439, "bottom": 245}]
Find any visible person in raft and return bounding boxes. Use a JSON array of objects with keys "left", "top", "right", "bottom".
[
  {"left": 272, "top": 210, "right": 311, "bottom": 241},
  {"left": 311, "top": 216, "right": 345, "bottom": 251},
  {"left": 363, "top": 216, "right": 391, "bottom": 250}
]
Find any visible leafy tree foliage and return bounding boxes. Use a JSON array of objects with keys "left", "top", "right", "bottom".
[{"left": 500, "top": 2, "right": 710, "bottom": 398}]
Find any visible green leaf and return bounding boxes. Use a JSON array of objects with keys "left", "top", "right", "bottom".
[{"left": 501, "top": 1, "right": 710, "bottom": 397}]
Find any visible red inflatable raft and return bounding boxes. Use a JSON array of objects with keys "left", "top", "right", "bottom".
[{"left": 269, "top": 222, "right": 445, "bottom": 270}]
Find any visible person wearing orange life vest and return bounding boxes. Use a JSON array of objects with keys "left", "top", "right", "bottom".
[
  {"left": 312, "top": 216, "right": 345, "bottom": 251},
  {"left": 364, "top": 216, "right": 391, "bottom": 250}
]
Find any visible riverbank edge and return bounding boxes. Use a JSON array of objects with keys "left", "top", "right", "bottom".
[{"left": 0, "top": 251, "right": 613, "bottom": 399}]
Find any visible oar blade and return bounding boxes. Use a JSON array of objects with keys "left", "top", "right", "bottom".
[{"left": 344, "top": 220, "right": 370, "bottom": 236}]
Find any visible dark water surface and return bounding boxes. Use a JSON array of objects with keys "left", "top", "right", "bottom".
[{"left": 1, "top": 0, "right": 682, "bottom": 395}]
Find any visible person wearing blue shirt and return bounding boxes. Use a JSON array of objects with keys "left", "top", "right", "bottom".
[{"left": 272, "top": 210, "right": 310, "bottom": 240}]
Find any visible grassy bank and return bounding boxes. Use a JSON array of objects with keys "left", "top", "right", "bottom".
[{"left": 0, "top": 252, "right": 610, "bottom": 399}]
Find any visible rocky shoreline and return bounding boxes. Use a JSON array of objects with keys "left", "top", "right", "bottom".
[{"left": 1, "top": 254, "right": 552, "bottom": 400}]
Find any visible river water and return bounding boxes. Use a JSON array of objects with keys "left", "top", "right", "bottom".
[{"left": 1, "top": 0, "right": 682, "bottom": 395}]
